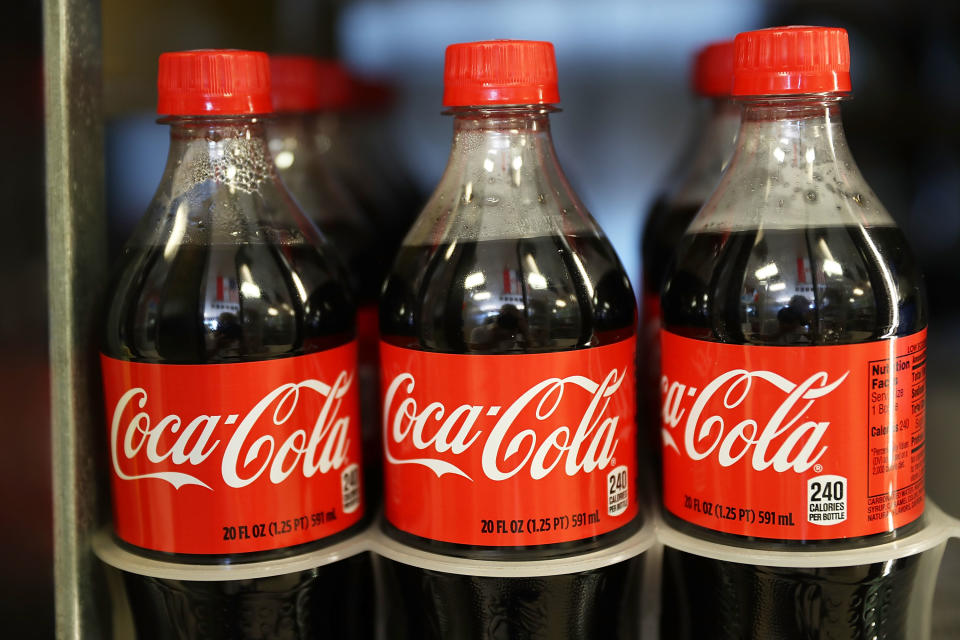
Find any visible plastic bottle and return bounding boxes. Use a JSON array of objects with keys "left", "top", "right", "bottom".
[
  {"left": 639, "top": 40, "right": 737, "bottom": 471},
  {"left": 267, "top": 54, "right": 383, "bottom": 497},
  {"left": 659, "top": 27, "right": 927, "bottom": 640},
  {"left": 378, "top": 40, "right": 641, "bottom": 639},
  {"left": 100, "top": 49, "right": 370, "bottom": 639}
]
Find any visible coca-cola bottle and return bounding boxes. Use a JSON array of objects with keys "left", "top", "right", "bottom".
[
  {"left": 267, "top": 55, "right": 378, "bottom": 306},
  {"left": 266, "top": 54, "right": 382, "bottom": 496},
  {"left": 99, "top": 50, "right": 370, "bottom": 639},
  {"left": 659, "top": 27, "right": 928, "bottom": 639},
  {"left": 348, "top": 74, "right": 426, "bottom": 234},
  {"left": 308, "top": 60, "right": 415, "bottom": 285},
  {"left": 639, "top": 41, "right": 737, "bottom": 467},
  {"left": 378, "top": 40, "right": 641, "bottom": 639}
]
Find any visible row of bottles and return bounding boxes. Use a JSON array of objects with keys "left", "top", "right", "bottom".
[{"left": 96, "top": 26, "right": 931, "bottom": 640}]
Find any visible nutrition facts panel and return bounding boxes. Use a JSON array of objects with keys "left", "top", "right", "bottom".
[{"left": 866, "top": 336, "right": 926, "bottom": 507}]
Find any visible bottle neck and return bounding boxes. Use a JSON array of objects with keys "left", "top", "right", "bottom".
[
  {"left": 264, "top": 111, "right": 347, "bottom": 160},
  {"left": 690, "top": 95, "right": 894, "bottom": 233},
  {"left": 142, "top": 115, "right": 323, "bottom": 250},
  {"left": 733, "top": 97, "right": 850, "bottom": 180},
  {"left": 266, "top": 112, "right": 311, "bottom": 139},
  {"left": 311, "top": 110, "right": 349, "bottom": 154},
  {"left": 706, "top": 96, "right": 741, "bottom": 144},
  {"left": 265, "top": 113, "right": 312, "bottom": 171},
  {"left": 406, "top": 105, "right": 593, "bottom": 246},
  {"left": 667, "top": 97, "right": 740, "bottom": 207},
  {"left": 162, "top": 116, "right": 277, "bottom": 194},
  {"left": 444, "top": 106, "right": 562, "bottom": 196},
  {"left": 449, "top": 105, "right": 556, "bottom": 155}
]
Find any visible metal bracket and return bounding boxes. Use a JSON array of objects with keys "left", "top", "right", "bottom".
[{"left": 44, "top": 0, "right": 109, "bottom": 636}]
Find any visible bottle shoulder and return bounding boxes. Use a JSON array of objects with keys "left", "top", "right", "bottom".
[
  {"left": 664, "top": 108, "right": 927, "bottom": 345},
  {"left": 381, "top": 230, "right": 636, "bottom": 354},
  {"left": 384, "top": 115, "right": 635, "bottom": 353},
  {"left": 662, "top": 224, "right": 927, "bottom": 345},
  {"left": 102, "top": 192, "right": 355, "bottom": 363},
  {"left": 687, "top": 112, "right": 894, "bottom": 236}
]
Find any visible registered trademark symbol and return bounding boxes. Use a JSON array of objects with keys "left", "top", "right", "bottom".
[{"left": 814, "top": 464, "right": 823, "bottom": 473}]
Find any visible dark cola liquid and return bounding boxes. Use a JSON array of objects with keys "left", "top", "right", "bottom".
[
  {"left": 638, "top": 200, "right": 701, "bottom": 470},
  {"left": 103, "top": 241, "right": 372, "bottom": 639},
  {"left": 660, "top": 549, "right": 923, "bottom": 640},
  {"left": 381, "top": 233, "right": 638, "bottom": 558},
  {"left": 320, "top": 221, "right": 383, "bottom": 507},
  {"left": 123, "top": 554, "right": 373, "bottom": 640},
  {"left": 318, "top": 221, "right": 381, "bottom": 307},
  {"left": 382, "top": 234, "right": 636, "bottom": 355},
  {"left": 377, "top": 556, "right": 643, "bottom": 640},
  {"left": 338, "top": 165, "right": 420, "bottom": 282},
  {"left": 660, "top": 224, "right": 926, "bottom": 640},
  {"left": 641, "top": 200, "right": 701, "bottom": 304},
  {"left": 103, "top": 243, "right": 354, "bottom": 368},
  {"left": 379, "top": 234, "right": 639, "bottom": 638},
  {"left": 662, "top": 226, "right": 925, "bottom": 352}
]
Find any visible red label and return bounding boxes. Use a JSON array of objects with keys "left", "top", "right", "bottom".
[
  {"left": 660, "top": 330, "right": 926, "bottom": 540},
  {"left": 380, "top": 338, "right": 638, "bottom": 546},
  {"left": 101, "top": 343, "right": 364, "bottom": 554}
]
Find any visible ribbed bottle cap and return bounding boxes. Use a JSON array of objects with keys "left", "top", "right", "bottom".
[
  {"left": 733, "top": 26, "right": 851, "bottom": 96},
  {"left": 157, "top": 49, "right": 272, "bottom": 116},
  {"left": 693, "top": 41, "right": 735, "bottom": 97},
  {"left": 443, "top": 40, "right": 559, "bottom": 107}
]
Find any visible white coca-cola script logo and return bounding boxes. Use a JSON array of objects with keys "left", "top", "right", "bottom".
[
  {"left": 661, "top": 370, "right": 848, "bottom": 473},
  {"left": 383, "top": 369, "right": 626, "bottom": 482},
  {"left": 110, "top": 372, "right": 354, "bottom": 490}
]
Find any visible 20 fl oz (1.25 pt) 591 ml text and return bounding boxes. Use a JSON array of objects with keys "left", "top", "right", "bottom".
[
  {"left": 480, "top": 510, "right": 604, "bottom": 536},
  {"left": 682, "top": 494, "right": 798, "bottom": 528},
  {"left": 222, "top": 508, "right": 344, "bottom": 542}
]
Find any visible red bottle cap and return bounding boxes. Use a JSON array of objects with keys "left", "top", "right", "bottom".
[
  {"left": 270, "top": 55, "right": 323, "bottom": 113},
  {"left": 732, "top": 26, "right": 851, "bottom": 96},
  {"left": 443, "top": 40, "right": 559, "bottom": 107},
  {"left": 314, "top": 60, "right": 354, "bottom": 111},
  {"left": 157, "top": 50, "right": 272, "bottom": 116},
  {"left": 692, "top": 41, "right": 734, "bottom": 97}
]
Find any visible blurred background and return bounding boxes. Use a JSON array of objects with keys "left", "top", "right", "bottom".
[{"left": 4, "top": 0, "right": 959, "bottom": 636}]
